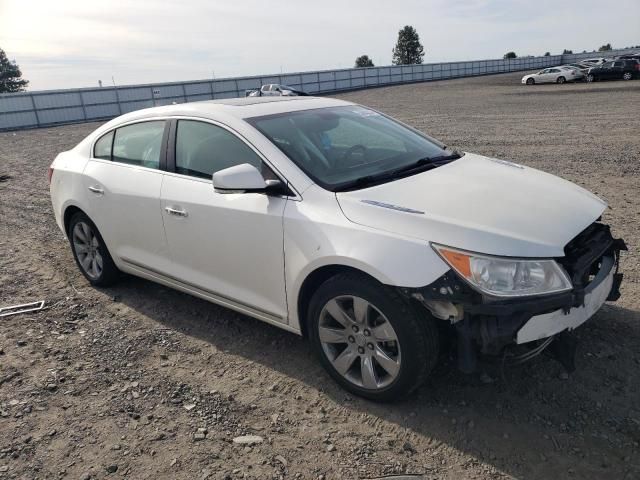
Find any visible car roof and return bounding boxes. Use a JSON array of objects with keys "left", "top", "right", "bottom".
[{"left": 108, "top": 96, "right": 354, "bottom": 124}]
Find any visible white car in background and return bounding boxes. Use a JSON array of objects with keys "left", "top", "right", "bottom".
[
  {"left": 522, "top": 66, "right": 584, "bottom": 85},
  {"left": 580, "top": 58, "right": 608, "bottom": 67},
  {"left": 246, "top": 84, "right": 308, "bottom": 97},
  {"left": 49, "top": 97, "right": 626, "bottom": 401}
]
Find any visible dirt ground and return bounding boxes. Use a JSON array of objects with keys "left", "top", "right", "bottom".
[{"left": 1, "top": 71, "right": 639, "bottom": 480}]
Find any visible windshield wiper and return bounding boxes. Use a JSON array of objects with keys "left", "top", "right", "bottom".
[
  {"left": 389, "top": 151, "right": 462, "bottom": 176},
  {"left": 334, "top": 151, "right": 462, "bottom": 192}
]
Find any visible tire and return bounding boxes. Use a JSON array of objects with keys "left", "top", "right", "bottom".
[
  {"left": 586, "top": 74, "right": 595, "bottom": 83},
  {"left": 526, "top": 78, "right": 535, "bottom": 85},
  {"left": 308, "top": 272, "right": 439, "bottom": 401},
  {"left": 622, "top": 72, "right": 632, "bottom": 81},
  {"left": 556, "top": 76, "right": 566, "bottom": 84},
  {"left": 68, "top": 212, "right": 120, "bottom": 287}
]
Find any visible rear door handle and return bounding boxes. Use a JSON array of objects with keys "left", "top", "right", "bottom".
[
  {"left": 88, "top": 185, "right": 104, "bottom": 195},
  {"left": 165, "top": 206, "right": 188, "bottom": 217}
]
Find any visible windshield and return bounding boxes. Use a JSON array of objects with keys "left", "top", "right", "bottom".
[{"left": 248, "top": 106, "right": 454, "bottom": 191}]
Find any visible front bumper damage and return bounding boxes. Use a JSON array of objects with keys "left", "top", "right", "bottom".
[{"left": 400, "top": 223, "right": 627, "bottom": 373}]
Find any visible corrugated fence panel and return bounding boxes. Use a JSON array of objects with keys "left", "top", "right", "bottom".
[
  {"left": 85, "top": 103, "right": 120, "bottom": 119},
  {"left": 184, "top": 82, "right": 212, "bottom": 96},
  {"left": 82, "top": 89, "right": 118, "bottom": 104},
  {"left": 0, "top": 94, "right": 33, "bottom": 113},
  {"left": 1, "top": 48, "right": 637, "bottom": 131},
  {"left": 33, "top": 92, "right": 82, "bottom": 109},
  {"left": 0, "top": 110, "right": 38, "bottom": 129},
  {"left": 38, "top": 106, "right": 85, "bottom": 125}
]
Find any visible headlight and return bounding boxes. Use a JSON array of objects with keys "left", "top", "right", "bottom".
[{"left": 432, "top": 244, "right": 572, "bottom": 297}]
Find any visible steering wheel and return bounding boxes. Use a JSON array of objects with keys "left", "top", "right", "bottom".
[{"left": 339, "top": 144, "right": 368, "bottom": 165}]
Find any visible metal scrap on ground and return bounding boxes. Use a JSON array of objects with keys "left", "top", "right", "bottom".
[{"left": 0, "top": 300, "right": 45, "bottom": 317}]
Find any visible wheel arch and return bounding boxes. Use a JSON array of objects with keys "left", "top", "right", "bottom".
[
  {"left": 296, "top": 264, "right": 387, "bottom": 338},
  {"left": 63, "top": 204, "right": 87, "bottom": 236}
]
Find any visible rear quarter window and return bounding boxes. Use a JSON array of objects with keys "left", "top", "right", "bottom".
[{"left": 93, "top": 131, "right": 113, "bottom": 160}]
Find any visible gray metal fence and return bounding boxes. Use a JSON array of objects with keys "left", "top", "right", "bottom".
[{"left": 0, "top": 49, "right": 636, "bottom": 131}]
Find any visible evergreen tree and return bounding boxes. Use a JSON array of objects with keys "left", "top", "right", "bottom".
[
  {"left": 392, "top": 26, "right": 425, "bottom": 65},
  {"left": 354, "top": 55, "right": 374, "bottom": 68},
  {"left": 0, "top": 48, "right": 29, "bottom": 93}
]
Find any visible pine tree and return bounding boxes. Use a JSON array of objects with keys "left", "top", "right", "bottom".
[
  {"left": 392, "top": 26, "right": 425, "bottom": 65},
  {"left": 354, "top": 55, "right": 374, "bottom": 68},
  {"left": 0, "top": 48, "right": 29, "bottom": 93}
]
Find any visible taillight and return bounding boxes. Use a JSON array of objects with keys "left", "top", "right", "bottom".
[{"left": 48, "top": 165, "right": 54, "bottom": 184}]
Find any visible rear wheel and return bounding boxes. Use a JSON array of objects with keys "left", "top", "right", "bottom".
[
  {"left": 308, "top": 272, "right": 439, "bottom": 401},
  {"left": 623, "top": 72, "right": 632, "bottom": 81},
  {"left": 556, "top": 76, "right": 566, "bottom": 84},
  {"left": 68, "top": 212, "right": 119, "bottom": 286},
  {"left": 586, "top": 74, "right": 595, "bottom": 83},
  {"left": 526, "top": 78, "right": 535, "bottom": 85}
]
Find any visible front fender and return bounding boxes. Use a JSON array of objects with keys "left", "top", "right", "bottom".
[{"left": 283, "top": 187, "right": 449, "bottom": 331}]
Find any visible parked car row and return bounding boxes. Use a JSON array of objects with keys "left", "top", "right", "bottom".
[{"left": 521, "top": 53, "right": 640, "bottom": 85}]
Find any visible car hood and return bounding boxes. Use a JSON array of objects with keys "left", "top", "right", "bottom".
[
  {"left": 335, "top": 153, "right": 607, "bottom": 258},
  {"left": 522, "top": 73, "right": 537, "bottom": 80}
]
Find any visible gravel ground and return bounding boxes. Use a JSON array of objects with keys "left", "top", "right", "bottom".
[{"left": 1, "top": 71, "right": 639, "bottom": 480}]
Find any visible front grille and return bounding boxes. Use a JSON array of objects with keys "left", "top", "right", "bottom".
[{"left": 558, "top": 222, "right": 616, "bottom": 301}]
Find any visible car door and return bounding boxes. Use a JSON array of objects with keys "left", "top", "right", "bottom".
[
  {"left": 83, "top": 120, "right": 173, "bottom": 274},
  {"left": 611, "top": 61, "right": 624, "bottom": 79},
  {"left": 537, "top": 69, "right": 551, "bottom": 83},
  {"left": 160, "top": 119, "right": 289, "bottom": 323},
  {"left": 599, "top": 62, "right": 614, "bottom": 80},
  {"left": 547, "top": 68, "right": 562, "bottom": 82},
  {"left": 262, "top": 85, "right": 277, "bottom": 96}
]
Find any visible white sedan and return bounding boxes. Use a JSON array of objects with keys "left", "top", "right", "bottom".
[
  {"left": 522, "top": 66, "right": 584, "bottom": 84},
  {"left": 49, "top": 97, "right": 625, "bottom": 401}
]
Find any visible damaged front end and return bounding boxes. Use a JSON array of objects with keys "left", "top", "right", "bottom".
[{"left": 399, "top": 222, "right": 627, "bottom": 373}]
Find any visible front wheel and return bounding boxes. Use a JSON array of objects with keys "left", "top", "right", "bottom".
[
  {"left": 308, "top": 273, "right": 439, "bottom": 401},
  {"left": 556, "top": 76, "right": 566, "bottom": 84},
  {"left": 622, "top": 72, "right": 632, "bottom": 81},
  {"left": 526, "top": 78, "right": 535, "bottom": 85},
  {"left": 68, "top": 212, "right": 120, "bottom": 286},
  {"left": 586, "top": 74, "right": 595, "bottom": 83}
]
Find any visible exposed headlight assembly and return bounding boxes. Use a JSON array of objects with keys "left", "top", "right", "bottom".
[{"left": 432, "top": 244, "right": 572, "bottom": 297}]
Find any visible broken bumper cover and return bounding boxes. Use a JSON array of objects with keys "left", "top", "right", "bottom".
[
  {"left": 516, "top": 254, "right": 616, "bottom": 343},
  {"left": 401, "top": 223, "right": 626, "bottom": 350}
]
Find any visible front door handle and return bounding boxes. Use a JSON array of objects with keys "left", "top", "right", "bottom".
[
  {"left": 165, "top": 206, "right": 188, "bottom": 217},
  {"left": 88, "top": 185, "right": 104, "bottom": 195}
]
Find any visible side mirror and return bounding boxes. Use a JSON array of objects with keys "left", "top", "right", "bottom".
[{"left": 212, "top": 163, "right": 286, "bottom": 195}]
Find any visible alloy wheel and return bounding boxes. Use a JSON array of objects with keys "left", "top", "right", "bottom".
[
  {"left": 72, "top": 221, "right": 103, "bottom": 279},
  {"left": 586, "top": 74, "right": 594, "bottom": 82},
  {"left": 318, "top": 295, "right": 401, "bottom": 390},
  {"left": 623, "top": 73, "right": 632, "bottom": 80}
]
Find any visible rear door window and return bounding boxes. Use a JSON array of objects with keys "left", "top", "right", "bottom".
[{"left": 112, "top": 121, "right": 165, "bottom": 169}]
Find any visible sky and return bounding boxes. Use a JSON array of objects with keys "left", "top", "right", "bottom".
[{"left": 0, "top": 0, "right": 638, "bottom": 91}]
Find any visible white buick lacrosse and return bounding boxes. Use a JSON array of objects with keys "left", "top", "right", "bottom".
[{"left": 49, "top": 97, "right": 625, "bottom": 401}]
